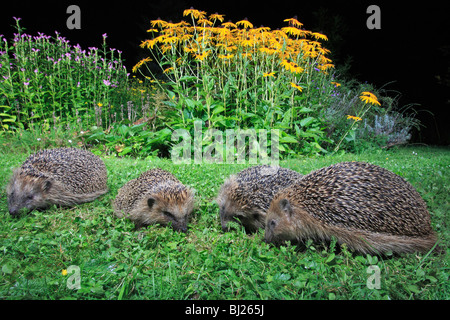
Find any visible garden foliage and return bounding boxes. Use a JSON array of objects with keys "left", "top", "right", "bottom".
[{"left": 1, "top": 10, "right": 420, "bottom": 158}]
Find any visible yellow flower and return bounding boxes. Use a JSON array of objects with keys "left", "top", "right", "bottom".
[
  {"left": 331, "top": 81, "right": 341, "bottom": 87},
  {"left": 62, "top": 269, "right": 68, "bottom": 276},
  {"left": 194, "top": 51, "right": 208, "bottom": 61},
  {"left": 236, "top": 19, "right": 253, "bottom": 29},
  {"left": 97, "top": 103, "right": 103, "bottom": 107},
  {"left": 360, "top": 91, "right": 381, "bottom": 106},
  {"left": 311, "top": 32, "right": 328, "bottom": 41},
  {"left": 163, "top": 67, "right": 174, "bottom": 74},
  {"left": 221, "top": 21, "right": 237, "bottom": 29},
  {"left": 150, "top": 18, "right": 168, "bottom": 28},
  {"left": 281, "top": 60, "right": 303, "bottom": 74},
  {"left": 163, "top": 36, "right": 178, "bottom": 44},
  {"left": 209, "top": 13, "right": 225, "bottom": 23},
  {"left": 259, "top": 47, "right": 278, "bottom": 55},
  {"left": 240, "top": 35, "right": 254, "bottom": 47},
  {"left": 218, "top": 54, "right": 234, "bottom": 60},
  {"left": 347, "top": 115, "right": 362, "bottom": 121},
  {"left": 284, "top": 17, "right": 303, "bottom": 28},
  {"left": 197, "top": 19, "right": 213, "bottom": 26},
  {"left": 263, "top": 72, "right": 276, "bottom": 78},
  {"left": 281, "top": 27, "right": 304, "bottom": 37},
  {"left": 290, "top": 82, "right": 303, "bottom": 92},
  {"left": 132, "top": 57, "right": 152, "bottom": 73},
  {"left": 183, "top": 8, "right": 206, "bottom": 20}
]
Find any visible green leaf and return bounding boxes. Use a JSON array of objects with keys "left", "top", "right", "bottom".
[
  {"left": 2, "top": 263, "right": 13, "bottom": 274},
  {"left": 279, "top": 135, "right": 298, "bottom": 143},
  {"left": 212, "top": 105, "right": 225, "bottom": 115},
  {"left": 325, "top": 253, "right": 335, "bottom": 264},
  {"left": 297, "top": 106, "right": 314, "bottom": 113},
  {"left": 299, "top": 117, "right": 316, "bottom": 127}
]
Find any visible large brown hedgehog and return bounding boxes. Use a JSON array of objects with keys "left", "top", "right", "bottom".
[
  {"left": 265, "top": 161, "right": 438, "bottom": 255},
  {"left": 216, "top": 165, "right": 303, "bottom": 233},
  {"left": 113, "top": 168, "right": 194, "bottom": 232},
  {"left": 7, "top": 148, "right": 108, "bottom": 216}
]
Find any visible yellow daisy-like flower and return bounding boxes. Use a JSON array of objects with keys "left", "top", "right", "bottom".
[
  {"left": 194, "top": 51, "right": 209, "bottom": 61},
  {"left": 281, "top": 60, "right": 304, "bottom": 74},
  {"left": 290, "top": 82, "right": 303, "bottom": 92},
  {"left": 281, "top": 27, "right": 304, "bottom": 37},
  {"left": 62, "top": 269, "right": 68, "bottom": 276},
  {"left": 218, "top": 54, "right": 234, "bottom": 60},
  {"left": 132, "top": 57, "right": 152, "bottom": 73},
  {"left": 331, "top": 81, "right": 341, "bottom": 87},
  {"left": 263, "top": 72, "right": 276, "bottom": 78},
  {"left": 284, "top": 17, "right": 303, "bottom": 28},
  {"left": 311, "top": 32, "right": 328, "bottom": 41},
  {"left": 347, "top": 115, "right": 362, "bottom": 121},
  {"left": 183, "top": 8, "right": 206, "bottom": 20},
  {"left": 150, "top": 18, "right": 167, "bottom": 28},
  {"left": 236, "top": 19, "right": 253, "bottom": 29},
  {"left": 360, "top": 91, "right": 381, "bottom": 106},
  {"left": 221, "top": 21, "right": 237, "bottom": 29},
  {"left": 163, "top": 67, "right": 174, "bottom": 74},
  {"left": 197, "top": 18, "right": 213, "bottom": 26},
  {"left": 209, "top": 13, "right": 225, "bottom": 23}
]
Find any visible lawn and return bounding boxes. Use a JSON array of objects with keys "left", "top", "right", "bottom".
[{"left": 0, "top": 146, "right": 449, "bottom": 300}]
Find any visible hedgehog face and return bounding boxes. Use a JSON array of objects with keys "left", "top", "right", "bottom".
[
  {"left": 7, "top": 172, "right": 52, "bottom": 216},
  {"left": 265, "top": 198, "right": 298, "bottom": 245},
  {"left": 147, "top": 196, "right": 192, "bottom": 232},
  {"left": 131, "top": 186, "right": 194, "bottom": 232},
  {"left": 219, "top": 201, "right": 265, "bottom": 233}
]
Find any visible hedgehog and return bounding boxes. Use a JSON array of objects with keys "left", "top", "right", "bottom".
[
  {"left": 216, "top": 165, "right": 303, "bottom": 233},
  {"left": 113, "top": 168, "right": 194, "bottom": 232},
  {"left": 264, "top": 161, "right": 438, "bottom": 255},
  {"left": 7, "top": 148, "right": 108, "bottom": 216}
]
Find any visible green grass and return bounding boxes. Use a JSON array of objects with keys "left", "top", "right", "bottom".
[{"left": 0, "top": 146, "right": 449, "bottom": 300}]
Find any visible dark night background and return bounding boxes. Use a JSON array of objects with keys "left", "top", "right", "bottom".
[{"left": 1, "top": 0, "right": 449, "bottom": 145}]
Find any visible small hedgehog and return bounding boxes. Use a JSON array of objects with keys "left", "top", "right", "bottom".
[
  {"left": 265, "top": 161, "right": 438, "bottom": 255},
  {"left": 113, "top": 168, "right": 194, "bottom": 232},
  {"left": 7, "top": 148, "right": 108, "bottom": 216},
  {"left": 216, "top": 165, "right": 303, "bottom": 233}
]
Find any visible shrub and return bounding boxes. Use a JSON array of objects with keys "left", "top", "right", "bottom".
[{"left": 133, "top": 8, "right": 341, "bottom": 156}]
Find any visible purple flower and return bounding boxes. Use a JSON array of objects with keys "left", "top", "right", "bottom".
[
  {"left": 103, "top": 79, "right": 111, "bottom": 86},
  {"left": 24, "top": 81, "right": 30, "bottom": 86},
  {"left": 102, "top": 33, "right": 108, "bottom": 39}
]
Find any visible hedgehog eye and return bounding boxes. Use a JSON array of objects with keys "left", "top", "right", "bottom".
[
  {"left": 269, "top": 219, "right": 277, "bottom": 230},
  {"left": 163, "top": 211, "right": 176, "bottom": 221}
]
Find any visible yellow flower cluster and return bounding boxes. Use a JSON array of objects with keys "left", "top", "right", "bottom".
[{"left": 135, "top": 8, "right": 333, "bottom": 76}]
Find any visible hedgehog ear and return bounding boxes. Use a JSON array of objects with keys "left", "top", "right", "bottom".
[
  {"left": 279, "top": 199, "right": 293, "bottom": 217},
  {"left": 147, "top": 198, "right": 156, "bottom": 209}
]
